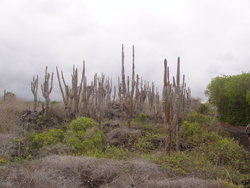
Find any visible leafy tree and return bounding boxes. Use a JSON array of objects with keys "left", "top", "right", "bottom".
[{"left": 205, "top": 73, "right": 250, "bottom": 126}]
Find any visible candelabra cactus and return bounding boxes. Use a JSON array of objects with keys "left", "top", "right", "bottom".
[
  {"left": 56, "top": 62, "right": 85, "bottom": 117},
  {"left": 41, "top": 67, "right": 53, "bottom": 116},
  {"left": 163, "top": 57, "right": 191, "bottom": 153},
  {"left": 31, "top": 75, "right": 38, "bottom": 112}
]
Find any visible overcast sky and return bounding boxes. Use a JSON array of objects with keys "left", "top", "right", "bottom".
[{"left": 1, "top": 0, "right": 250, "bottom": 101}]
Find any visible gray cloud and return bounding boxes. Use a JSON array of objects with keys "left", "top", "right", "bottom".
[{"left": 1, "top": 0, "right": 250, "bottom": 101}]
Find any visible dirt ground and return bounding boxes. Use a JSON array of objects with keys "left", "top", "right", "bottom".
[{"left": 221, "top": 123, "right": 250, "bottom": 151}]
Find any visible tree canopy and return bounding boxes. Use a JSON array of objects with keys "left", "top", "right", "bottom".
[{"left": 205, "top": 73, "right": 250, "bottom": 126}]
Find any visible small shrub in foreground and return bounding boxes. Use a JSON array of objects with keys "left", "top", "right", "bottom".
[
  {"left": 135, "top": 112, "right": 148, "bottom": 122},
  {"left": 146, "top": 151, "right": 245, "bottom": 184},
  {"left": 196, "top": 137, "right": 248, "bottom": 169},
  {"left": 65, "top": 117, "right": 105, "bottom": 154},
  {"left": 185, "top": 112, "right": 214, "bottom": 125},
  {"left": 180, "top": 121, "right": 221, "bottom": 149},
  {"left": 134, "top": 132, "right": 164, "bottom": 153},
  {"left": 29, "top": 129, "right": 65, "bottom": 151},
  {"left": 69, "top": 117, "right": 98, "bottom": 132},
  {"left": 0, "top": 156, "right": 7, "bottom": 166}
]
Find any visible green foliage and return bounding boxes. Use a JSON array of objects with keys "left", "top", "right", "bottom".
[
  {"left": 196, "top": 137, "right": 247, "bottom": 169},
  {"left": 50, "top": 101, "right": 60, "bottom": 105},
  {"left": 0, "top": 156, "right": 7, "bottom": 166},
  {"left": 180, "top": 120, "right": 248, "bottom": 166},
  {"left": 180, "top": 121, "right": 221, "bottom": 149},
  {"left": 246, "top": 90, "right": 250, "bottom": 105},
  {"left": 69, "top": 117, "right": 98, "bottom": 132},
  {"left": 134, "top": 133, "right": 156, "bottom": 153},
  {"left": 206, "top": 73, "right": 250, "bottom": 125},
  {"left": 29, "top": 129, "right": 65, "bottom": 151},
  {"left": 101, "top": 145, "right": 129, "bottom": 160},
  {"left": 132, "top": 124, "right": 165, "bottom": 153},
  {"left": 185, "top": 112, "right": 214, "bottom": 125},
  {"left": 135, "top": 112, "right": 148, "bottom": 122},
  {"left": 178, "top": 119, "right": 250, "bottom": 184},
  {"left": 197, "top": 104, "right": 209, "bottom": 114},
  {"left": 146, "top": 151, "right": 247, "bottom": 184},
  {"left": 65, "top": 117, "right": 105, "bottom": 153},
  {"left": 81, "top": 145, "right": 130, "bottom": 160},
  {"left": 147, "top": 151, "right": 214, "bottom": 175}
]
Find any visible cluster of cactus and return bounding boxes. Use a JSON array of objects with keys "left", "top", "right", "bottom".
[
  {"left": 29, "top": 45, "right": 191, "bottom": 135},
  {"left": 56, "top": 63, "right": 85, "bottom": 117},
  {"left": 163, "top": 58, "right": 191, "bottom": 153},
  {"left": 118, "top": 45, "right": 161, "bottom": 125},
  {"left": 30, "top": 67, "right": 53, "bottom": 116},
  {"left": 56, "top": 62, "right": 114, "bottom": 123}
]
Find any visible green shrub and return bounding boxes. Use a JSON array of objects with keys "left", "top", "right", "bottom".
[
  {"left": 0, "top": 156, "right": 7, "bottom": 166},
  {"left": 198, "top": 104, "right": 209, "bottom": 114},
  {"left": 148, "top": 151, "right": 213, "bottom": 175},
  {"left": 134, "top": 134, "right": 156, "bottom": 153},
  {"left": 103, "top": 145, "right": 129, "bottom": 160},
  {"left": 206, "top": 73, "right": 250, "bottom": 126},
  {"left": 185, "top": 113, "right": 214, "bottom": 125},
  {"left": 180, "top": 121, "right": 248, "bottom": 168},
  {"left": 136, "top": 129, "right": 165, "bottom": 153},
  {"left": 180, "top": 120, "right": 225, "bottom": 149},
  {"left": 196, "top": 137, "right": 247, "bottom": 169},
  {"left": 69, "top": 117, "right": 98, "bottom": 132},
  {"left": 29, "top": 129, "right": 65, "bottom": 151},
  {"left": 146, "top": 151, "right": 244, "bottom": 184},
  {"left": 180, "top": 120, "right": 248, "bottom": 165},
  {"left": 135, "top": 113, "right": 148, "bottom": 122},
  {"left": 65, "top": 117, "right": 105, "bottom": 153}
]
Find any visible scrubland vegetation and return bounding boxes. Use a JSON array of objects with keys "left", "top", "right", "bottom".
[
  {"left": 1, "top": 97, "right": 249, "bottom": 188},
  {"left": 0, "top": 48, "right": 249, "bottom": 187},
  {"left": 206, "top": 73, "right": 250, "bottom": 126}
]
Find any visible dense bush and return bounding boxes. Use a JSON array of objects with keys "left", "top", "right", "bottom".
[
  {"left": 185, "top": 112, "right": 214, "bottom": 125},
  {"left": 206, "top": 73, "right": 250, "bottom": 125},
  {"left": 99, "top": 145, "right": 130, "bottom": 160},
  {"left": 196, "top": 137, "right": 247, "bottom": 169},
  {"left": 180, "top": 119, "right": 248, "bottom": 166},
  {"left": 29, "top": 129, "right": 65, "bottom": 151},
  {"left": 65, "top": 117, "right": 105, "bottom": 154},
  {"left": 146, "top": 151, "right": 245, "bottom": 184},
  {"left": 180, "top": 120, "right": 220, "bottom": 149},
  {"left": 135, "top": 112, "right": 148, "bottom": 122},
  {"left": 134, "top": 133, "right": 157, "bottom": 153},
  {"left": 0, "top": 156, "right": 7, "bottom": 166},
  {"left": 68, "top": 117, "right": 98, "bottom": 132},
  {"left": 197, "top": 104, "right": 209, "bottom": 114},
  {"left": 177, "top": 119, "right": 250, "bottom": 184},
  {"left": 134, "top": 132, "right": 164, "bottom": 153}
]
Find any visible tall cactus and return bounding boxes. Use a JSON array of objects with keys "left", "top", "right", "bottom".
[
  {"left": 41, "top": 66, "right": 53, "bottom": 116},
  {"left": 56, "top": 62, "right": 85, "bottom": 117},
  {"left": 31, "top": 75, "right": 39, "bottom": 112},
  {"left": 163, "top": 57, "right": 190, "bottom": 153}
]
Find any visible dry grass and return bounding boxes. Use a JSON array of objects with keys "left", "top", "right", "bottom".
[
  {"left": 49, "top": 102, "right": 67, "bottom": 119},
  {"left": 0, "top": 155, "right": 231, "bottom": 188},
  {"left": 0, "top": 97, "right": 30, "bottom": 133},
  {"left": 0, "top": 133, "right": 16, "bottom": 157}
]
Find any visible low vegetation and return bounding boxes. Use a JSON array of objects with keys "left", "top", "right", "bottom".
[{"left": 0, "top": 103, "right": 249, "bottom": 187}]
